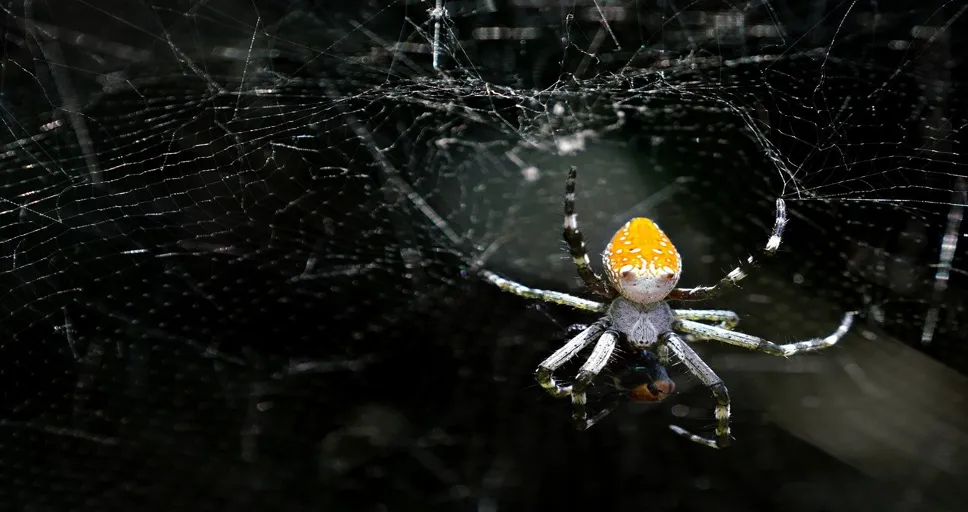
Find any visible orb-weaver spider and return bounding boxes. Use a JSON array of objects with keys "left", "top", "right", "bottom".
[{"left": 481, "top": 166, "right": 855, "bottom": 448}]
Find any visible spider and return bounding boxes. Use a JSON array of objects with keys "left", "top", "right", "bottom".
[{"left": 480, "top": 166, "right": 856, "bottom": 448}]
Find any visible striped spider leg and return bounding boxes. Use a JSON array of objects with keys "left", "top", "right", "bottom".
[
  {"left": 667, "top": 198, "right": 787, "bottom": 302},
  {"left": 658, "top": 331, "right": 732, "bottom": 448},
  {"left": 669, "top": 308, "right": 740, "bottom": 348},
  {"left": 661, "top": 311, "right": 855, "bottom": 449},
  {"left": 562, "top": 166, "right": 616, "bottom": 298},
  {"left": 675, "top": 312, "right": 856, "bottom": 357}
]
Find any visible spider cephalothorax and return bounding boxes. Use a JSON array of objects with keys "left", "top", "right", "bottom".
[{"left": 481, "top": 166, "right": 855, "bottom": 448}]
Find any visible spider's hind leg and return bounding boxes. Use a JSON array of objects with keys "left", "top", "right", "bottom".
[
  {"left": 668, "top": 199, "right": 787, "bottom": 302},
  {"left": 563, "top": 166, "right": 613, "bottom": 297}
]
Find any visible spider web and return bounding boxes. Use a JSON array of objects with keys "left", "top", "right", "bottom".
[{"left": 1, "top": 0, "right": 966, "bottom": 510}]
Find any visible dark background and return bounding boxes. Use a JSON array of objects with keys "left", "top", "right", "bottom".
[{"left": 1, "top": 1, "right": 966, "bottom": 511}]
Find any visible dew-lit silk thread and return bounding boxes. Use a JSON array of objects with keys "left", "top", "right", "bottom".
[{"left": 603, "top": 218, "right": 682, "bottom": 300}]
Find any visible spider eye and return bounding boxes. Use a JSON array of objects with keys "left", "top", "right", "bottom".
[{"left": 602, "top": 217, "right": 682, "bottom": 303}]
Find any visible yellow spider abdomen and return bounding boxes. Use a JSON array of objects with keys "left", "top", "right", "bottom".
[{"left": 603, "top": 217, "right": 682, "bottom": 303}]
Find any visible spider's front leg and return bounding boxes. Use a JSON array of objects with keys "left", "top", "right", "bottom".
[
  {"left": 659, "top": 331, "right": 732, "bottom": 449},
  {"left": 570, "top": 330, "right": 619, "bottom": 431},
  {"left": 536, "top": 321, "right": 627, "bottom": 430},
  {"left": 535, "top": 320, "right": 606, "bottom": 398},
  {"left": 562, "top": 166, "right": 614, "bottom": 298}
]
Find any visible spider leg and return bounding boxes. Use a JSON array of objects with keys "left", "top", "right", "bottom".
[
  {"left": 563, "top": 322, "right": 592, "bottom": 340},
  {"left": 563, "top": 166, "right": 614, "bottom": 297},
  {"left": 673, "top": 309, "right": 740, "bottom": 330},
  {"left": 675, "top": 312, "right": 855, "bottom": 356},
  {"left": 656, "top": 343, "right": 671, "bottom": 365},
  {"left": 535, "top": 320, "right": 607, "bottom": 398},
  {"left": 659, "top": 332, "right": 732, "bottom": 449},
  {"left": 570, "top": 330, "right": 619, "bottom": 430},
  {"left": 667, "top": 199, "right": 787, "bottom": 301},
  {"left": 481, "top": 270, "right": 607, "bottom": 312},
  {"left": 575, "top": 385, "right": 640, "bottom": 431}
]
